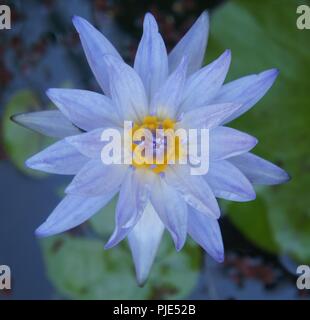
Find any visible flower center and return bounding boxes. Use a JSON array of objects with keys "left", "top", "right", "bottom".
[{"left": 129, "top": 115, "right": 182, "bottom": 174}]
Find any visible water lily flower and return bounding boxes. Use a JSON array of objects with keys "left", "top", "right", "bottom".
[{"left": 12, "top": 12, "right": 290, "bottom": 285}]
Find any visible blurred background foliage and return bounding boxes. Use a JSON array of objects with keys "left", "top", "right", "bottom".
[
  {"left": 208, "top": 0, "right": 310, "bottom": 263},
  {"left": 0, "top": 0, "right": 309, "bottom": 299}
]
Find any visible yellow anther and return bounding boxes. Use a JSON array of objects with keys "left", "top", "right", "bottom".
[
  {"left": 128, "top": 115, "right": 181, "bottom": 174},
  {"left": 162, "top": 118, "right": 175, "bottom": 130}
]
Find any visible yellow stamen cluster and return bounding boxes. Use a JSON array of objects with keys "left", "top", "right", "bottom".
[{"left": 130, "top": 115, "right": 182, "bottom": 174}]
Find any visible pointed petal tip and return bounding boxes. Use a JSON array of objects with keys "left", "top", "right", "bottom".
[
  {"left": 254, "top": 137, "right": 259, "bottom": 146},
  {"left": 35, "top": 223, "right": 59, "bottom": 238},
  {"left": 46, "top": 88, "right": 57, "bottom": 100},
  {"left": 220, "top": 49, "right": 232, "bottom": 69},
  {"left": 285, "top": 171, "right": 292, "bottom": 182},
  {"left": 133, "top": 261, "right": 152, "bottom": 287},
  {"left": 10, "top": 113, "right": 31, "bottom": 127},
  {"left": 10, "top": 112, "right": 32, "bottom": 126},
  {"left": 230, "top": 153, "right": 291, "bottom": 186},
  {"left": 207, "top": 242, "right": 224, "bottom": 263},
  {"left": 24, "top": 154, "right": 51, "bottom": 172},
  {"left": 274, "top": 68, "right": 280, "bottom": 76},
  {"left": 211, "top": 49, "right": 231, "bottom": 68},
  {"left": 9, "top": 112, "right": 39, "bottom": 129},
  {"left": 249, "top": 136, "right": 259, "bottom": 150},
  {"left": 262, "top": 68, "right": 279, "bottom": 81},
  {"left": 10, "top": 113, "right": 19, "bottom": 124},
  {"left": 72, "top": 15, "right": 86, "bottom": 29},
  {"left": 230, "top": 103, "right": 243, "bottom": 116},
  {"left": 262, "top": 159, "right": 292, "bottom": 185},
  {"left": 271, "top": 68, "right": 280, "bottom": 76},
  {"left": 144, "top": 12, "right": 154, "bottom": 18},
  {"left": 71, "top": 15, "right": 78, "bottom": 24},
  {"left": 104, "top": 231, "right": 117, "bottom": 249},
  {"left": 72, "top": 15, "right": 79, "bottom": 22},
  {"left": 137, "top": 275, "right": 148, "bottom": 287},
  {"left": 35, "top": 225, "right": 49, "bottom": 238},
  {"left": 279, "top": 169, "right": 291, "bottom": 184},
  {"left": 25, "top": 158, "right": 31, "bottom": 168},
  {"left": 25, "top": 157, "right": 37, "bottom": 170},
  {"left": 168, "top": 10, "right": 209, "bottom": 76},
  {"left": 134, "top": 258, "right": 153, "bottom": 287},
  {"left": 215, "top": 252, "right": 224, "bottom": 263},
  {"left": 224, "top": 48, "right": 231, "bottom": 58},
  {"left": 201, "top": 10, "right": 209, "bottom": 20},
  {"left": 144, "top": 12, "right": 158, "bottom": 30},
  {"left": 210, "top": 202, "right": 221, "bottom": 219},
  {"left": 197, "top": 11, "right": 209, "bottom": 25},
  {"left": 230, "top": 132, "right": 259, "bottom": 153},
  {"left": 103, "top": 242, "right": 113, "bottom": 250},
  {"left": 104, "top": 231, "right": 123, "bottom": 250},
  {"left": 172, "top": 232, "right": 186, "bottom": 252},
  {"left": 214, "top": 208, "right": 221, "bottom": 219},
  {"left": 242, "top": 180, "right": 257, "bottom": 201},
  {"left": 175, "top": 242, "right": 184, "bottom": 252},
  {"left": 103, "top": 244, "right": 111, "bottom": 250}
]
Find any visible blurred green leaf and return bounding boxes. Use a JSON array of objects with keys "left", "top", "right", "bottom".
[
  {"left": 2, "top": 90, "right": 53, "bottom": 177},
  {"left": 226, "top": 195, "right": 279, "bottom": 253},
  {"left": 209, "top": 0, "right": 310, "bottom": 261},
  {"left": 41, "top": 233, "right": 202, "bottom": 300}
]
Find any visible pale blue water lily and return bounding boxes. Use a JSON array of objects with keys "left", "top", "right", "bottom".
[{"left": 12, "top": 12, "right": 290, "bottom": 285}]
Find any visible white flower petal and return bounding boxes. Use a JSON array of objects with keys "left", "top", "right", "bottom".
[
  {"left": 188, "top": 207, "right": 224, "bottom": 262},
  {"left": 73, "top": 16, "right": 122, "bottom": 95},
  {"left": 180, "top": 50, "right": 231, "bottom": 113},
  {"left": 65, "top": 159, "right": 127, "bottom": 196},
  {"left": 213, "top": 69, "right": 279, "bottom": 124},
  {"left": 229, "top": 152, "right": 290, "bottom": 185},
  {"left": 128, "top": 202, "right": 164, "bottom": 285},
  {"left": 150, "top": 58, "right": 187, "bottom": 118},
  {"left": 105, "top": 55, "right": 148, "bottom": 121},
  {"left": 66, "top": 127, "right": 120, "bottom": 159},
  {"left": 47, "top": 89, "right": 119, "bottom": 131},
  {"left": 179, "top": 103, "right": 242, "bottom": 129},
  {"left": 151, "top": 177, "right": 188, "bottom": 251},
  {"left": 11, "top": 110, "right": 81, "bottom": 138},
  {"left": 168, "top": 12, "right": 209, "bottom": 76},
  {"left": 105, "top": 169, "right": 155, "bottom": 249},
  {"left": 206, "top": 160, "right": 256, "bottom": 202},
  {"left": 36, "top": 193, "right": 115, "bottom": 237},
  {"left": 210, "top": 126, "right": 258, "bottom": 160},
  {"left": 26, "top": 139, "right": 87, "bottom": 175},
  {"left": 165, "top": 165, "right": 220, "bottom": 218},
  {"left": 134, "top": 13, "right": 168, "bottom": 102}
]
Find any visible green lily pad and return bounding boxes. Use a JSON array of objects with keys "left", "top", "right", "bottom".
[
  {"left": 2, "top": 90, "right": 53, "bottom": 177},
  {"left": 209, "top": 0, "right": 310, "bottom": 262},
  {"left": 41, "top": 234, "right": 202, "bottom": 300}
]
